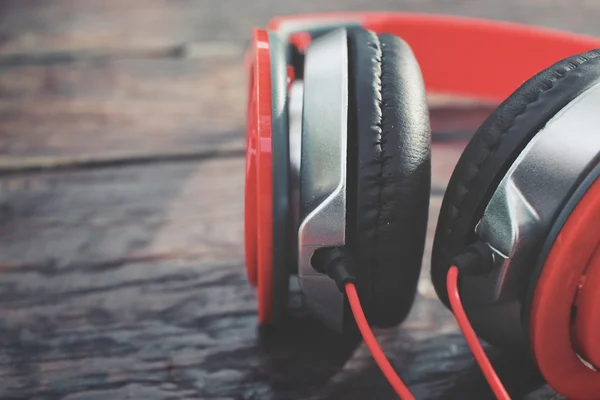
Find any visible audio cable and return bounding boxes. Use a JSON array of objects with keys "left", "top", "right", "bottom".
[{"left": 316, "top": 243, "right": 510, "bottom": 400}]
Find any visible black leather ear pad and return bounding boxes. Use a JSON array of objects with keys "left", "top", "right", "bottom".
[
  {"left": 431, "top": 49, "right": 600, "bottom": 307},
  {"left": 346, "top": 28, "right": 431, "bottom": 327}
]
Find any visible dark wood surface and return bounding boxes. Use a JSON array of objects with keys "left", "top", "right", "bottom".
[{"left": 1, "top": 1, "right": 598, "bottom": 399}]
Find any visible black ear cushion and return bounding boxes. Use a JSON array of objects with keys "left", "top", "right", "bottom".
[
  {"left": 431, "top": 49, "right": 600, "bottom": 307},
  {"left": 346, "top": 28, "right": 431, "bottom": 327}
]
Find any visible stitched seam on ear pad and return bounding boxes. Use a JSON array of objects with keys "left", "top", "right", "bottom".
[
  {"left": 445, "top": 54, "right": 600, "bottom": 242},
  {"left": 348, "top": 28, "right": 430, "bottom": 327},
  {"left": 368, "top": 31, "right": 385, "bottom": 308}
]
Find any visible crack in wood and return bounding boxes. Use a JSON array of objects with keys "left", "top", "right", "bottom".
[
  {"left": 0, "top": 42, "right": 246, "bottom": 68},
  {"left": 0, "top": 147, "right": 245, "bottom": 176}
]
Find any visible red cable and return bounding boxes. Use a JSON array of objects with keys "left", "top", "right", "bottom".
[
  {"left": 446, "top": 265, "right": 511, "bottom": 400},
  {"left": 345, "top": 282, "right": 415, "bottom": 400},
  {"left": 345, "top": 268, "right": 512, "bottom": 400}
]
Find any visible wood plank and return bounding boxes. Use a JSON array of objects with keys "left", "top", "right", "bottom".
[
  {"left": 0, "top": 154, "right": 558, "bottom": 399},
  {"left": 1, "top": 0, "right": 600, "bottom": 58},
  {"left": 0, "top": 158, "right": 245, "bottom": 267},
  {"left": 0, "top": 54, "right": 245, "bottom": 159}
]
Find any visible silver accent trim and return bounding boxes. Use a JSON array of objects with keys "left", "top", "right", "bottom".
[
  {"left": 289, "top": 80, "right": 303, "bottom": 241},
  {"left": 464, "top": 81, "right": 600, "bottom": 348},
  {"left": 297, "top": 28, "right": 349, "bottom": 332}
]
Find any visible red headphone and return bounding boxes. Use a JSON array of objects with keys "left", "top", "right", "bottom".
[{"left": 244, "top": 12, "right": 600, "bottom": 400}]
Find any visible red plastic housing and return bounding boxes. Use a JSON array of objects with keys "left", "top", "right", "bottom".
[
  {"left": 530, "top": 177, "right": 600, "bottom": 400},
  {"left": 574, "top": 243, "right": 600, "bottom": 369},
  {"left": 244, "top": 29, "right": 274, "bottom": 324}
]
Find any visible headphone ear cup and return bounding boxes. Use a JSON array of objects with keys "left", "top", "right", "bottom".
[
  {"left": 431, "top": 49, "right": 600, "bottom": 313},
  {"left": 345, "top": 28, "right": 431, "bottom": 327}
]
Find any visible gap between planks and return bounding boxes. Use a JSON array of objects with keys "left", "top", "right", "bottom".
[
  {"left": 0, "top": 147, "right": 245, "bottom": 176},
  {"left": 0, "top": 41, "right": 247, "bottom": 68}
]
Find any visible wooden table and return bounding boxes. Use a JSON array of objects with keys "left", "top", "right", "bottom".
[{"left": 2, "top": 1, "right": 600, "bottom": 399}]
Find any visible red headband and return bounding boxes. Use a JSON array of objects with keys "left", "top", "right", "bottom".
[{"left": 268, "top": 12, "right": 600, "bottom": 101}]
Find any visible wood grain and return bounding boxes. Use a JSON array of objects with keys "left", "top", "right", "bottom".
[
  {"left": 0, "top": 158, "right": 244, "bottom": 267},
  {"left": 0, "top": 55, "right": 245, "bottom": 159}
]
